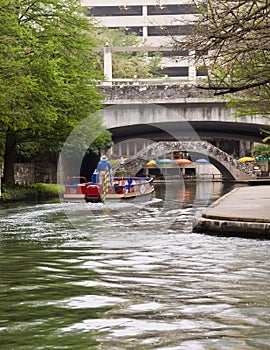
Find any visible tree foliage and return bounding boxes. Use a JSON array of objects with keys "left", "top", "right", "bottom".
[
  {"left": 172, "top": 0, "right": 270, "bottom": 116},
  {"left": 253, "top": 143, "right": 270, "bottom": 158},
  {"left": 0, "top": 0, "right": 111, "bottom": 184}
]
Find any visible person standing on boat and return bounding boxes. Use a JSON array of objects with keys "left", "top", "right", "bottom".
[{"left": 96, "top": 155, "right": 112, "bottom": 184}]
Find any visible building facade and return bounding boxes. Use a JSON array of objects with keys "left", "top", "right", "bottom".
[{"left": 81, "top": 0, "right": 204, "bottom": 81}]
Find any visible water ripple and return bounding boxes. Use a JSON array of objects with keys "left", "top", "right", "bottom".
[{"left": 1, "top": 184, "right": 270, "bottom": 349}]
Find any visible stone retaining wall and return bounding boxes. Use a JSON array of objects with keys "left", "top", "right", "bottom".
[
  {"left": 100, "top": 83, "right": 215, "bottom": 102},
  {"left": 1, "top": 162, "right": 57, "bottom": 185}
]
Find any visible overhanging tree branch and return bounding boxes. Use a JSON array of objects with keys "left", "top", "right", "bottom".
[{"left": 171, "top": 0, "right": 270, "bottom": 115}]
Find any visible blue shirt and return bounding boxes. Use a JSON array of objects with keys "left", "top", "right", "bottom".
[{"left": 97, "top": 160, "right": 111, "bottom": 172}]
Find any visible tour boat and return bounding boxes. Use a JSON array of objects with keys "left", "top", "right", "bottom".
[{"left": 63, "top": 176, "right": 154, "bottom": 203}]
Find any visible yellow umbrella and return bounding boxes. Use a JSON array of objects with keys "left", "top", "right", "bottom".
[
  {"left": 146, "top": 160, "right": 156, "bottom": 166},
  {"left": 239, "top": 156, "right": 255, "bottom": 163}
]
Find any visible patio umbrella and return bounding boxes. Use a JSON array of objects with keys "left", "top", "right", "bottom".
[
  {"left": 174, "top": 158, "right": 193, "bottom": 165},
  {"left": 146, "top": 160, "right": 156, "bottom": 166},
  {"left": 195, "top": 158, "right": 210, "bottom": 164},
  {"left": 156, "top": 159, "right": 175, "bottom": 164},
  {"left": 239, "top": 156, "right": 255, "bottom": 163}
]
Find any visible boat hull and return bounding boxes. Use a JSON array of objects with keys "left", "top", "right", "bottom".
[
  {"left": 99, "top": 188, "right": 154, "bottom": 202},
  {"left": 63, "top": 176, "right": 154, "bottom": 203}
]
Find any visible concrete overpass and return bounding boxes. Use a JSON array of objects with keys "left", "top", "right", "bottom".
[{"left": 100, "top": 83, "right": 270, "bottom": 145}]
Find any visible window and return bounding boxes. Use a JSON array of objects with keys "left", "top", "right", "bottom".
[
  {"left": 148, "top": 25, "right": 194, "bottom": 36},
  {"left": 162, "top": 50, "right": 189, "bottom": 57},
  {"left": 87, "top": 6, "right": 142, "bottom": 17},
  {"left": 156, "top": 67, "right": 189, "bottom": 77},
  {"left": 196, "top": 67, "right": 208, "bottom": 76},
  {"left": 147, "top": 5, "right": 200, "bottom": 16},
  {"left": 195, "top": 50, "right": 208, "bottom": 57},
  {"left": 104, "top": 27, "right": 143, "bottom": 37},
  {"left": 147, "top": 50, "right": 188, "bottom": 57}
]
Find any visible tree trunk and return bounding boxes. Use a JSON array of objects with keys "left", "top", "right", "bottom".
[{"left": 3, "top": 131, "right": 17, "bottom": 185}]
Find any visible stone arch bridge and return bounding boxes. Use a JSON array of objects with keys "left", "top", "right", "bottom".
[{"left": 113, "top": 141, "right": 254, "bottom": 181}]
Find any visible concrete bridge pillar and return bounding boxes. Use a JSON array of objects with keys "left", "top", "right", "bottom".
[
  {"left": 142, "top": 5, "right": 148, "bottom": 37},
  {"left": 188, "top": 51, "right": 196, "bottom": 81},
  {"left": 103, "top": 44, "right": 112, "bottom": 85},
  {"left": 239, "top": 140, "right": 253, "bottom": 158}
]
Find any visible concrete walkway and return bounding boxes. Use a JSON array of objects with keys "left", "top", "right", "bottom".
[{"left": 194, "top": 185, "right": 270, "bottom": 237}]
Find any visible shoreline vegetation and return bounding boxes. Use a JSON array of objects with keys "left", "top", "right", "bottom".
[{"left": 0, "top": 184, "right": 64, "bottom": 202}]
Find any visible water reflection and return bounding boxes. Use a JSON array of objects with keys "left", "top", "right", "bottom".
[
  {"left": 154, "top": 180, "right": 230, "bottom": 204},
  {"left": 0, "top": 182, "right": 269, "bottom": 349}
]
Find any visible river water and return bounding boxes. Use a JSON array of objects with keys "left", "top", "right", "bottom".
[{"left": 0, "top": 182, "right": 270, "bottom": 350}]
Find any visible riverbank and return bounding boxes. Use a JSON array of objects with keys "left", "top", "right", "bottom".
[
  {"left": 194, "top": 185, "right": 270, "bottom": 237},
  {"left": 0, "top": 184, "right": 64, "bottom": 202}
]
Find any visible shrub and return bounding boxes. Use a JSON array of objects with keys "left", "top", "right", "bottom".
[{"left": 1, "top": 184, "right": 64, "bottom": 202}]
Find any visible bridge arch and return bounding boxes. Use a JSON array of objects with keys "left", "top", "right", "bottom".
[{"left": 113, "top": 141, "right": 254, "bottom": 181}]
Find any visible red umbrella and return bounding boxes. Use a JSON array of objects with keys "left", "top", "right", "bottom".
[{"left": 174, "top": 158, "right": 193, "bottom": 165}]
